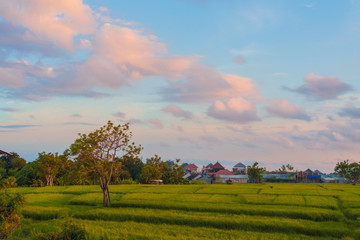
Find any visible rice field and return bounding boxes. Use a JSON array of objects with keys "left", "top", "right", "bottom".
[{"left": 9, "top": 183, "right": 360, "bottom": 239}]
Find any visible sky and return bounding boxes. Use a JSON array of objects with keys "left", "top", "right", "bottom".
[{"left": 1, "top": 0, "right": 360, "bottom": 173}]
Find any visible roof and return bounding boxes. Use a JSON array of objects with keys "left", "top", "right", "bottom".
[
  {"left": 212, "top": 169, "right": 234, "bottom": 176},
  {"left": 185, "top": 164, "right": 198, "bottom": 171},
  {"left": 212, "top": 161, "right": 224, "bottom": 169},
  {"left": 206, "top": 163, "right": 213, "bottom": 168},
  {"left": 314, "top": 169, "right": 323, "bottom": 174},
  {"left": 305, "top": 168, "right": 313, "bottom": 173},
  {"left": 0, "top": 150, "right": 12, "bottom": 155},
  {"left": 234, "top": 162, "right": 246, "bottom": 168},
  {"left": 307, "top": 175, "right": 320, "bottom": 179}
]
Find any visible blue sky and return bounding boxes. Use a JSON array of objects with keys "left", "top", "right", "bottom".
[{"left": 1, "top": 0, "right": 360, "bottom": 172}]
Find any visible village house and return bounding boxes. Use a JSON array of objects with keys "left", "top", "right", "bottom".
[
  {"left": 296, "top": 169, "right": 321, "bottom": 183},
  {"left": 232, "top": 162, "right": 247, "bottom": 174},
  {"left": 184, "top": 164, "right": 199, "bottom": 173},
  {"left": 210, "top": 169, "right": 248, "bottom": 183}
]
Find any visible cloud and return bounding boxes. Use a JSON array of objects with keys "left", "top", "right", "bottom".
[
  {"left": 113, "top": 112, "right": 126, "bottom": 118},
  {"left": 265, "top": 98, "right": 311, "bottom": 121},
  {"left": 71, "top": 113, "right": 82, "bottom": 118},
  {"left": 287, "top": 73, "right": 352, "bottom": 100},
  {"left": 0, "top": 0, "right": 97, "bottom": 51},
  {"left": 163, "top": 69, "right": 259, "bottom": 103},
  {"left": 0, "top": 107, "right": 19, "bottom": 112},
  {"left": 207, "top": 97, "right": 260, "bottom": 123},
  {"left": 200, "top": 136, "right": 222, "bottom": 146},
  {"left": 147, "top": 118, "right": 163, "bottom": 129},
  {"left": 161, "top": 104, "right": 193, "bottom": 119},
  {"left": 63, "top": 122, "right": 96, "bottom": 126},
  {"left": 234, "top": 56, "right": 245, "bottom": 64},
  {"left": 339, "top": 105, "right": 360, "bottom": 119},
  {"left": 0, "top": 66, "right": 25, "bottom": 87},
  {"left": 0, "top": 125, "right": 40, "bottom": 129}
]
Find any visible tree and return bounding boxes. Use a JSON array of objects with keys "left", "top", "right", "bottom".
[
  {"left": 69, "top": 121, "right": 142, "bottom": 207},
  {"left": 0, "top": 176, "right": 24, "bottom": 238},
  {"left": 334, "top": 160, "right": 360, "bottom": 185},
  {"left": 277, "top": 164, "right": 294, "bottom": 172},
  {"left": 36, "top": 152, "right": 66, "bottom": 187},
  {"left": 247, "top": 162, "right": 266, "bottom": 183},
  {"left": 139, "top": 155, "right": 167, "bottom": 183},
  {"left": 163, "top": 159, "right": 186, "bottom": 184},
  {"left": 120, "top": 156, "right": 144, "bottom": 182}
]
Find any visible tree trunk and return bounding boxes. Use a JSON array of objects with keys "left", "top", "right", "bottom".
[{"left": 102, "top": 187, "right": 109, "bottom": 207}]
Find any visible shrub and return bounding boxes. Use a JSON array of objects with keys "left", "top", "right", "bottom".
[{"left": 0, "top": 191, "right": 24, "bottom": 238}]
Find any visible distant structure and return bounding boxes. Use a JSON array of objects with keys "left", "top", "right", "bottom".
[
  {"left": 233, "top": 162, "right": 247, "bottom": 174},
  {"left": 0, "top": 150, "right": 12, "bottom": 156},
  {"left": 185, "top": 164, "right": 199, "bottom": 173}
]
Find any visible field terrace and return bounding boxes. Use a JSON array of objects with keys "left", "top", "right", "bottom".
[{"left": 10, "top": 183, "right": 360, "bottom": 239}]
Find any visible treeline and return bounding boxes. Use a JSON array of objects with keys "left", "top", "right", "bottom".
[{"left": 0, "top": 152, "right": 187, "bottom": 187}]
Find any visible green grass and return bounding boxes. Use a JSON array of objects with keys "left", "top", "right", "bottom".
[{"left": 9, "top": 183, "right": 360, "bottom": 239}]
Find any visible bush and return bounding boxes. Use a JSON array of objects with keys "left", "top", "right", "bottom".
[{"left": 0, "top": 191, "right": 24, "bottom": 239}]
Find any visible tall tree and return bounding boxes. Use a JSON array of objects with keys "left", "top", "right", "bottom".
[
  {"left": 36, "top": 152, "right": 66, "bottom": 187},
  {"left": 334, "top": 160, "right": 360, "bottom": 185},
  {"left": 69, "top": 121, "right": 142, "bottom": 207},
  {"left": 247, "top": 162, "right": 266, "bottom": 183}
]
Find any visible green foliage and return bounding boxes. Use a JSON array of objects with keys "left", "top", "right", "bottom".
[
  {"left": 0, "top": 190, "right": 24, "bottom": 238},
  {"left": 140, "top": 156, "right": 186, "bottom": 184},
  {"left": 247, "top": 162, "right": 266, "bottom": 183},
  {"left": 69, "top": 121, "right": 142, "bottom": 207},
  {"left": 119, "top": 156, "right": 144, "bottom": 181},
  {"left": 35, "top": 152, "right": 69, "bottom": 187},
  {"left": 335, "top": 160, "right": 360, "bottom": 185},
  {"left": 15, "top": 161, "right": 39, "bottom": 186},
  {"left": 0, "top": 153, "right": 26, "bottom": 180}
]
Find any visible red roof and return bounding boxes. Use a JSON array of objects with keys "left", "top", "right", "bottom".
[
  {"left": 209, "top": 169, "right": 234, "bottom": 176},
  {"left": 206, "top": 163, "right": 213, "bottom": 168},
  {"left": 212, "top": 161, "right": 224, "bottom": 169},
  {"left": 185, "top": 164, "right": 198, "bottom": 171}
]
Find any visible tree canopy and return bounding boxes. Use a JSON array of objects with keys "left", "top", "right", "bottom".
[
  {"left": 69, "top": 121, "right": 142, "bottom": 206},
  {"left": 247, "top": 162, "right": 266, "bottom": 183},
  {"left": 334, "top": 160, "right": 360, "bottom": 185}
]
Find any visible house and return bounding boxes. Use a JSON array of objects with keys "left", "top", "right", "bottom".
[
  {"left": 185, "top": 164, "right": 199, "bottom": 173},
  {"left": 296, "top": 169, "right": 321, "bottom": 183},
  {"left": 209, "top": 169, "right": 248, "bottom": 183},
  {"left": 199, "top": 174, "right": 212, "bottom": 184},
  {"left": 233, "top": 162, "right": 247, "bottom": 174},
  {"left": 0, "top": 150, "right": 12, "bottom": 156},
  {"left": 203, "top": 162, "right": 225, "bottom": 174}
]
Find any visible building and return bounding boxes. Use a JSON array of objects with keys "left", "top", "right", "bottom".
[
  {"left": 233, "top": 162, "right": 247, "bottom": 174},
  {"left": 296, "top": 169, "right": 321, "bottom": 183},
  {"left": 211, "top": 170, "right": 248, "bottom": 183},
  {"left": 184, "top": 164, "right": 199, "bottom": 173},
  {"left": 0, "top": 150, "right": 12, "bottom": 156}
]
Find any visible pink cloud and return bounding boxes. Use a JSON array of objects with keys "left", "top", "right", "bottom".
[
  {"left": 147, "top": 118, "right": 163, "bottom": 129},
  {"left": 265, "top": 98, "right": 311, "bottom": 121},
  {"left": 289, "top": 73, "right": 352, "bottom": 100},
  {"left": 113, "top": 112, "right": 126, "bottom": 118},
  {"left": 0, "top": 0, "right": 97, "bottom": 51},
  {"left": 207, "top": 97, "right": 260, "bottom": 123},
  {"left": 161, "top": 104, "right": 193, "bottom": 119},
  {"left": 0, "top": 67, "right": 25, "bottom": 87}
]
